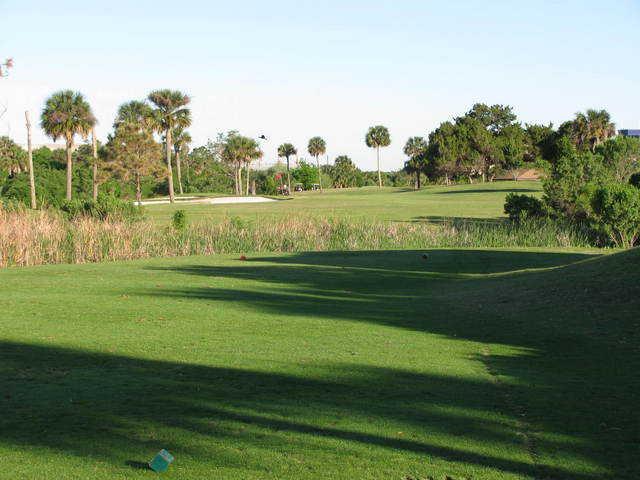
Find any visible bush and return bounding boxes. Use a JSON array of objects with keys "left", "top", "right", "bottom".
[
  {"left": 60, "top": 195, "right": 144, "bottom": 221},
  {"left": 172, "top": 209, "right": 187, "bottom": 231},
  {"left": 590, "top": 183, "right": 640, "bottom": 248},
  {"left": 504, "top": 193, "right": 545, "bottom": 222}
]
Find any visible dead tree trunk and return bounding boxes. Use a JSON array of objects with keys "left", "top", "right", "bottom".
[
  {"left": 92, "top": 128, "right": 99, "bottom": 201},
  {"left": 25, "top": 111, "right": 36, "bottom": 209}
]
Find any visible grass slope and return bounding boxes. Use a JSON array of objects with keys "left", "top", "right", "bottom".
[
  {"left": 0, "top": 247, "right": 637, "bottom": 479},
  {"left": 145, "top": 181, "right": 543, "bottom": 224}
]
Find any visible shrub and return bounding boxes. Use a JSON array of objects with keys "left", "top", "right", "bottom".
[
  {"left": 60, "top": 195, "right": 143, "bottom": 221},
  {"left": 172, "top": 210, "right": 187, "bottom": 231},
  {"left": 590, "top": 183, "right": 640, "bottom": 248},
  {"left": 504, "top": 193, "right": 545, "bottom": 222}
]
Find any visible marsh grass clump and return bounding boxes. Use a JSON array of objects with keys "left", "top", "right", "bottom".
[{"left": 172, "top": 209, "right": 187, "bottom": 231}]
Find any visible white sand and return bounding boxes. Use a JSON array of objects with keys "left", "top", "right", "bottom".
[{"left": 137, "top": 196, "right": 277, "bottom": 206}]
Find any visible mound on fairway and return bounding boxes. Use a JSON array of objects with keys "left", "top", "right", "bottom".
[{"left": 0, "top": 248, "right": 637, "bottom": 479}]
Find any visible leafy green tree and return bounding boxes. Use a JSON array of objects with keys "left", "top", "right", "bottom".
[
  {"left": 466, "top": 103, "right": 516, "bottom": 134},
  {"left": 307, "top": 137, "right": 326, "bottom": 191},
  {"left": 330, "top": 155, "right": 362, "bottom": 188},
  {"left": 183, "top": 142, "right": 232, "bottom": 193},
  {"left": 456, "top": 115, "right": 497, "bottom": 182},
  {"left": 40, "top": 90, "right": 96, "bottom": 200},
  {"left": 172, "top": 126, "right": 192, "bottom": 195},
  {"left": 148, "top": 89, "right": 191, "bottom": 203},
  {"left": 591, "top": 183, "right": 640, "bottom": 248},
  {"left": 365, "top": 126, "right": 391, "bottom": 187},
  {"left": 499, "top": 124, "right": 527, "bottom": 180},
  {"left": 105, "top": 123, "right": 163, "bottom": 204},
  {"left": 426, "top": 121, "right": 461, "bottom": 184},
  {"left": 292, "top": 160, "right": 318, "bottom": 190},
  {"left": 543, "top": 150, "right": 611, "bottom": 219},
  {"left": 524, "top": 123, "right": 557, "bottom": 162},
  {"left": 595, "top": 135, "right": 640, "bottom": 183},
  {"left": 277, "top": 143, "right": 297, "bottom": 193},
  {"left": 403, "top": 136, "right": 427, "bottom": 189}
]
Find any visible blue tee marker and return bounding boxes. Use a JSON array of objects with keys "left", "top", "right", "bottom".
[{"left": 149, "top": 449, "right": 174, "bottom": 473}]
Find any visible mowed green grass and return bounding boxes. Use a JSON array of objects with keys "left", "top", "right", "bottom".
[
  {"left": 1, "top": 247, "right": 638, "bottom": 479},
  {"left": 145, "top": 181, "right": 543, "bottom": 224}
]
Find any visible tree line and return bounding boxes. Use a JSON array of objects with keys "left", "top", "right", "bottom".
[{"left": 1, "top": 93, "right": 639, "bottom": 212}]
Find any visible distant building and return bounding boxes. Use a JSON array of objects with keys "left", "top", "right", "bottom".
[{"left": 618, "top": 129, "right": 640, "bottom": 138}]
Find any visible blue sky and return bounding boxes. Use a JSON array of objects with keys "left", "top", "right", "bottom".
[{"left": 2, "top": 0, "right": 639, "bottom": 169}]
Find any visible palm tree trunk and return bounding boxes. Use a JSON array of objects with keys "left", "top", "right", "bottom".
[
  {"left": 165, "top": 128, "right": 175, "bottom": 203},
  {"left": 25, "top": 111, "right": 36, "bottom": 209},
  {"left": 246, "top": 163, "right": 250, "bottom": 196},
  {"left": 377, "top": 147, "right": 381, "bottom": 188},
  {"left": 65, "top": 136, "right": 73, "bottom": 201},
  {"left": 176, "top": 150, "right": 184, "bottom": 195},
  {"left": 238, "top": 165, "right": 243, "bottom": 196},
  {"left": 316, "top": 156, "right": 322, "bottom": 192},
  {"left": 91, "top": 128, "right": 99, "bottom": 201},
  {"left": 416, "top": 171, "right": 421, "bottom": 189},
  {"left": 286, "top": 157, "right": 291, "bottom": 194}
]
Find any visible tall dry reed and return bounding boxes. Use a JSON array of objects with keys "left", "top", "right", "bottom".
[{"left": 0, "top": 208, "right": 594, "bottom": 268}]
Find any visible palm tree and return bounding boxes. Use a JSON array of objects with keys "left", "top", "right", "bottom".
[
  {"left": 277, "top": 143, "right": 297, "bottom": 193},
  {"left": 114, "top": 100, "right": 155, "bottom": 131},
  {"left": 244, "top": 139, "right": 262, "bottom": 196},
  {"left": 40, "top": 90, "right": 96, "bottom": 201},
  {"left": 148, "top": 90, "right": 191, "bottom": 203},
  {"left": 570, "top": 110, "right": 616, "bottom": 153},
  {"left": 403, "top": 136, "right": 427, "bottom": 189},
  {"left": 223, "top": 134, "right": 261, "bottom": 195},
  {"left": 173, "top": 126, "right": 192, "bottom": 195},
  {"left": 307, "top": 137, "right": 326, "bottom": 192},
  {"left": 585, "top": 109, "right": 616, "bottom": 152},
  {"left": 365, "top": 125, "right": 391, "bottom": 187}
]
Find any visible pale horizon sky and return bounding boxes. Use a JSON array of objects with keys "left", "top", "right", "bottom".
[{"left": 1, "top": 0, "right": 640, "bottom": 170}]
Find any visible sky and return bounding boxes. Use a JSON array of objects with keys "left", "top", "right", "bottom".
[{"left": 1, "top": 0, "right": 640, "bottom": 170}]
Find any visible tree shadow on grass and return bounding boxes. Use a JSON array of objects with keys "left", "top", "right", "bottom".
[
  {"left": 0, "top": 340, "right": 600, "bottom": 480},
  {"left": 138, "top": 249, "right": 639, "bottom": 479},
  {"left": 409, "top": 215, "right": 505, "bottom": 225},
  {"left": 434, "top": 187, "right": 540, "bottom": 195}
]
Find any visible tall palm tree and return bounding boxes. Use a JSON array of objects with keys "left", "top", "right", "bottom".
[
  {"left": 307, "top": 137, "right": 326, "bottom": 192},
  {"left": 277, "top": 143, "right": 297, "bottom": 193},
  {"left": 403, "top": 136, "right": 427, "bottom": 189},
  {"left": 173, "top": 126, "right": 192, "bottom": 195},
  {"left": 570, "top": 109, "right": 616, "bottom": 153},
  {"left": 585, "top": 109, "right": 616, "bottom": 152},
  {"left": 40, "top": 90, "right": 95, "bottom": 201},
  {"left": 365, "top": 125, "right": 391, "bottom": 187},
  {"left": 114, "top": 100, "right": 155, "bottom": 131},
  {"left": 242, "top": 138, "right": 262, "bottom": 196},
  {"left": 223, "top": 134, "right": 261, "bottom": 195},
  {"left": 148, "top": 90, "right": 191, "bottom": 203}
]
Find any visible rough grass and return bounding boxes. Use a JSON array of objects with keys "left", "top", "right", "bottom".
[
  {"left": 0, "top": 208, "right": 594, "bottom": 267},
  {"left": 0, "top": 248, "right": 638, "bottom": 479}
]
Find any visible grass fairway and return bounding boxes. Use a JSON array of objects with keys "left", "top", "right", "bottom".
[
  {"left": 1, "top": 247, "right": 638, "bottom": 479},
  {"left": 145, "top": 181, "right": 543, "bottom": 224}
]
